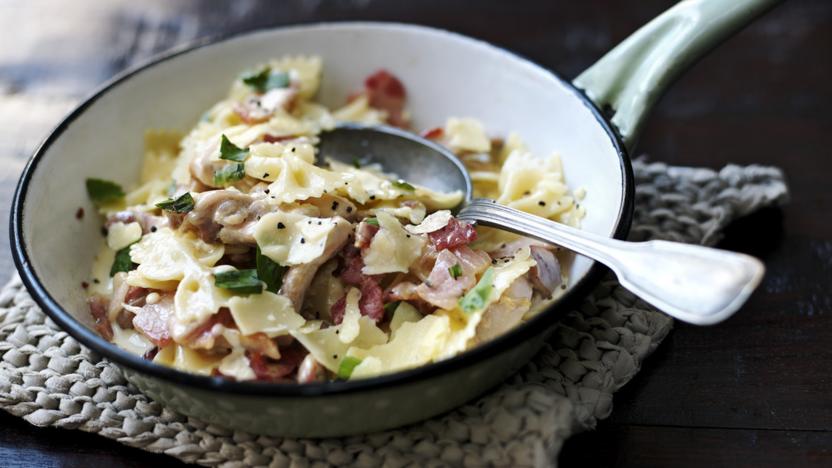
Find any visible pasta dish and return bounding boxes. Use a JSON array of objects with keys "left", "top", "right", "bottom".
[{"left": 84, "top": 57, "right": 584, "bottom": 382}]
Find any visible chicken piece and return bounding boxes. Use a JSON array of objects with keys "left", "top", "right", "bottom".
[
  {"left": 473, "top": 276, "right": 533, "bottom": 345},
  {"left": 180, "top": 190, "right": 274, "bottom": 244},
  {"left": 414, "top": 246, "right": 491, "bottom": 310},
  {"left": 528, "top": 245, "right": 561, "bottom": 297},
  {"left": 279, "top": 216, "right": 352, "bottom": 313},
  {"left": 108, "top": 272, "right": 130, "bottom": 320},
  {"left": 488, "top": 237, "right": 552, "bottom": 259},
  {"left": 189, "top": 141, "right": 237, "bottom": 189},
  {"left": 87, "top": 295, "right": 113, "bottom": 341},
  {"left": 302, "top": 259, "right": 344, "bottom": 322},
  {"left": 126, "top": 293, "right": 175, "bottom": 347},
  {"left": 106, "top": 210, "right": 168, "bottom": 234},
  {"left": 296, "top": 354, "right": 328, "bottom": 383},
  {"left": 234, "top": 87, "right": 298, "bottom": 124}
]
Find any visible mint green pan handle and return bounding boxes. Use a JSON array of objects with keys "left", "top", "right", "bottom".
[{"left": 573, "top": 0, "right": 782, "bottom": 151}]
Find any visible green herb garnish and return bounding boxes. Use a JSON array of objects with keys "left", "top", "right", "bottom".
[
  {"left": 337, "top": 356, "right": 362, "bottom": 379},
  {"left": 352, "top": 157, "right": 362, "bottom": 169},
  {"left": 256, "top": 246, "right": 286, "bottom": 294},
  {"left": 155, "top": 192, "right": 194, "bottom": 213},
  {"left": 392, "top": 179, "right": 415, "bottom": 191},
  {"left": 241, "top": 67, "right": 290, "bottom": 93},
  {"left": 110, "top": 243, "right": 137, "bottom": 277},
  {"left": 448, "top": 263, "right": 463, "bottom": 280},
  {"left": 86, "top": 178, "right": 125, "bottom": 205},
  {"left": 383, "top": 301, "right": 401, "bottom": 316},
  {"left": 459, "top": 267, "right": 495, "bottom": 314},
  {"left": 219, "top": 134, "right": 250, "bottom": 162},
  {"left": 213, "top": 163, "right": 246, "bottom": 186},
  {"left": 214, "top": 269, "right": 263, "bottom": 295},
  {"left": 365, "top": 217, "right": 379, "bottom": 227}
]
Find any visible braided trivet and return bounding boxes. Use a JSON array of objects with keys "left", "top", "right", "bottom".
[{"left": 0, "top": 160, "right": 788, "bottom": 467}]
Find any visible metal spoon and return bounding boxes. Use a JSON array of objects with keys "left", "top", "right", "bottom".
[{"left": 318, "top": 123, "right": 765, "bottom": 325}]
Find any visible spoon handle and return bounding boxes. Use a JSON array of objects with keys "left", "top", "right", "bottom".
[{"left": 458, "top": 199, "right": 765, "bottom": 325}]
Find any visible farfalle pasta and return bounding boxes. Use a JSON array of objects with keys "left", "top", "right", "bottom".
[{"left": 84, "top": 57, "right": 584, "bottom": 382}]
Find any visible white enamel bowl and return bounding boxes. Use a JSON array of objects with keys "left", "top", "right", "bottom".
[{"left": 11, "top": 23, "right": 632, "bottom": 436}]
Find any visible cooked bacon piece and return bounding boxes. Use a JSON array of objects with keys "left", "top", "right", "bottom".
[
  {"left": 248, "top": 343, "right": 306, "bottom": 382},
  {"left": 240, "top": 332, "right": 280, "bottom": 360},
  {"left": 354, "top": 220, "right": 379, "bottom": 249},
  {"left": 180, "top": 190, "right": 273, "bottom": 244},
  {"left": 106, "top": 210, "right": 168, "bottom": 235},
  {"left": 185, "top": 308, "right": 236, "bottom": 350},
  {"left": 124, "top": 286, "right": 148, "bottom": 306},
  {"left": 358, "top": 277, "right": 385, "bottom": 322},
  {"left": 415, "top": 246, "right": 491, "bottom": 310},
  {"left": 279, "top": 217, "right": 352, "bottom": 313},
  {"left": 330, "top": 295, "right": 347, "bottom": 325},
  {"left": 528, "top": 245, "right": 561, "bottom": 297},
  {"left": 339, "top": 245, "right": 365, "bottom": 286},
  {"left": 331, "top": 246, "right": 385, "bottom": 323},
  {"left": 143, "top": 347, "right": 159, "bottom": 361},
  {"left": 263, "top": 134, "right": 295, "bottom": 143},
  {"left": 364, "top": 70, "right": 408, "bottom": 128},
  {"left": 421, "top": 127, "right": 443, "bottom": 140},
  {"left": 115, "top": 310, "right": 135, "bottom": 330},
  {"left": 88, "top": 295, "right": 113, "bottom": 341},
  {"left": 105, "top": 274, "right": 143, "bottom": 331},
  {"left": 428, "top": 218, "right": 477, "bottom": 250},
  {"left": 131, "top": 294, "right": 174, "bottom": 347}
]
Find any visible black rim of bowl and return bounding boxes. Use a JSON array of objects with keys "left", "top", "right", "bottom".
[{"left": 9, "top": 22, "right": 635, "bottom": 397}]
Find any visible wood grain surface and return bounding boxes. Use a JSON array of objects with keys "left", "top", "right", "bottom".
[{"left": 1, "top": 0, "right": 830, "bottom": 466}]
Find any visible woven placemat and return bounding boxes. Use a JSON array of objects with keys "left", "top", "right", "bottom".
[{"left": 0, "top": 159, "right": 788, "bottom": 467}]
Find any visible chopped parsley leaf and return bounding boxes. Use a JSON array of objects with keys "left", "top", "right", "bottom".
[
  {"left": 392, "top": 179, "right": 415, "bottom": 191},
  {"left": 241, "top": 66, "right": 290, "bottom": 93},
  {"left": 459, "top": 267, "right": 495, "bottom": 314},
  {"left": 213, "top": 163, "right": 246, "bottom": 186},
  {"left": 155, "top": 192, "right": 194, "bottom": 213},
  {"left": 256, "top": 246, "right": 286, "bottom": 294},
  {"left": 214, "top": 269, "right": 263, "bottom": 295},
  {"left": 448, "top": 263, "right": 463, "bottom": 280},
  {"left": 219, "top": 134, "right": 250, "bottom": 162},
  {"left": 337, "top": 356, "right": 362, "bottom": 379},
  {"left": 86, "top": 178, "right": 125, "bottom": 205},
  {"left": 110, "top": 242, "right": 137, "bottom": 277}
]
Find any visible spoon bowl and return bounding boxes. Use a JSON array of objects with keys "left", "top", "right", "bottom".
[{"left": 318, "top": 123, "right": 472, "bottom": 200}]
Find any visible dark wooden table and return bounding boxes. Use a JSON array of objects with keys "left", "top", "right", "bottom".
[{"left": 1, "top": 1, "right": 830, "bottom": 466}]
